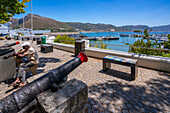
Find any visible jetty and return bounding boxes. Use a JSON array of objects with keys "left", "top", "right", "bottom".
[
  {"left": 120, "top": 34, "right": 129, "bottom": 37},
  {"left": 86, "top": 37, "right": 119, "bottom": 41},
  {"left": 101, "top": 37, "right": 119, "bottom": 40}
]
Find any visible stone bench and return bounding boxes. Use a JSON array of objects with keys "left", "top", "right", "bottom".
[
  {"left": 41, "top": 44, "right": 53, "bottom": 53},
  {"left": 103, "top": 55, "right": 138, "bottom": 80}
]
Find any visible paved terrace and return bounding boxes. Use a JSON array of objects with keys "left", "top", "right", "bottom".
[{"left": 0, "top": 40, "right": 170, "bottom": 113}]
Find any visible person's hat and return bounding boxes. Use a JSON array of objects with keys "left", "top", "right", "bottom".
[{"left": 21, "top": 42, "right": 30, "bottom": 47}]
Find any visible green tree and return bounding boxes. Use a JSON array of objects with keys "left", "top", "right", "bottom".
[
  {"left": 134, "top": 30, "right": 142, "bottom": 34},
  {"left": 0, "top": 0, "right": 26, "bottom": 23},
  {"left": 162, "top": 34, "right": 170, "bottom": 49},
  {"left": 143, "top": 28, "right": 152, "bottom": 44}
]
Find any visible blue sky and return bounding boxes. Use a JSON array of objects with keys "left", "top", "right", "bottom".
[{"left": 14, "top": 0, "right": 170, "bottom": 27}]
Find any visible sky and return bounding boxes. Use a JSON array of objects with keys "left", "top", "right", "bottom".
[{"left": 13, "top": 0, "right": 170, "bottom": 27}]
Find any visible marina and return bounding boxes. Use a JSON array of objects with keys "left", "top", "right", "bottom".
[{"left": 81, "top": 32, "right": 170, "bottom": 52}]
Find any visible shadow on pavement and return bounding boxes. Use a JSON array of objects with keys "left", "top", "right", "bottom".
[
  {"left": 38, "top": 57, "right": 61, "bottom": 68},
  {"left": 99, "top": 69, "right": 132, "bottom": 81},
  {"left": 88, "top": 72, "right": 169, "bottom": 113}
]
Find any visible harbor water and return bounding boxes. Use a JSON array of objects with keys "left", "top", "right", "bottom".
[{"left": 80, "top": 32, "right": 170, "bottom": 52}]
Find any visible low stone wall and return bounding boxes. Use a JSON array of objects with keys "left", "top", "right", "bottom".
[
  {"left": 37, "top": 79, "right": 88, "bottom": 113},
  {"left": 0, "top": 49, "right": 16, "bottom": 82},
  {"left": 19, "top": 79, "right": 88, "bottom": 113},
  {"left": 49, "top": 42, "right": 170, "bottom": 72},
  {"left": 19, "top": 35, "right": 48, "bottom": 40}
]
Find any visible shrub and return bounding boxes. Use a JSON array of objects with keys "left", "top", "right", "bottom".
[
  {"left": 54, "top": 35, "right": 75, "bottom": 45},
  {"left": 124, "top": 39, "right": 170, "bottom": 58},
  {"left": 90, "top": 40, "right": 107, "bottom": 49}
]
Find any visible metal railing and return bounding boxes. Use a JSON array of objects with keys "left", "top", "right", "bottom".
[
  {"left": 53, "top": 40, "right": 170, "bottom": 54},
  {"left": 90, "top": 43, "right": 170, "bottom": 53}
]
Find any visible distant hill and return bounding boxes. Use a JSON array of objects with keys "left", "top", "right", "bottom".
[
  {"left": 10, "top": 14, "right": 124, "bottom": 31},
  {"left": 119, "top": 25, "right": 170, "bottom": 32},
  {"left": 10, "top": 14, "right": 170, "bottom": 32},
  {"left": 66, "top": 22, "right": 117, "bottom": 31},
  {"left": 151, "top": 25, "right": 170, "bottom": 32},
  {"left": 11, "top": 14, "right": 71, "bottom": 30},
  {"left": 119, "top": 25, "right": 149, "bottom": 31}
]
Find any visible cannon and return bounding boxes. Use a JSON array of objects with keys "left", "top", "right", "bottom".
[
  {"left": 0, "top": 52, "right": 88, "bottom": 113},
  {"left": 0, "top": 41, "right": 20, "bottom": 49}
]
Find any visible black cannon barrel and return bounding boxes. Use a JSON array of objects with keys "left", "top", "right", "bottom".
[
  {"left": 0, "top": 52, "right": 88, "bottom": 113},
  {"left": 0, "top": 41, "right": 20, "bottom": 48}
]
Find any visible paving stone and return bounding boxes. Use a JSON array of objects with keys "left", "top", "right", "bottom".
[
  {"left": 0, "top": 40, "right": 169, "bottom": 113},
  {"left": 108, "top": 107, "right": 116, "bottom": 112},
  {"left": 151, "top": 107, "right": 157, "bottom": 113},
  {"left": 122, "top": 110, "right": 129, "bottom": 113},
  {"left": 126, "top": 104, "right": 133, "bottom": 109}
]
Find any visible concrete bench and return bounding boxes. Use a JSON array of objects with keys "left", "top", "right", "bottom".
[
  {"left": 41, "top": 44, "right": 53, "bottom": 53},
  {"left": 103, "top": 55, "right": 138, "bottom": 80}
]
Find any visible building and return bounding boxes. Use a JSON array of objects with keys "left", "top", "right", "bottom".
[
  {"left": 0, "top": 22, "right": 11, "bottom": 36},
  {"left": 110, "top": 29, "right": 115, "bottom": 32}
]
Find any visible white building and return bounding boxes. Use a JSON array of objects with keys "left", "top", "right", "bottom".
[
  {"left": 0, "top": 22, "right": 11, "bottom": 36},
  {"left": 110, "top": 29, "right": 115, "bottom": 32}
]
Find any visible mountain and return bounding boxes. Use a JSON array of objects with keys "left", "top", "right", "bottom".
[
  {"left": 151, "top": 25, "right": 170, "bottom": 32},
  {"left": 119, "top": 25, "right": 149, "bottom": 31},
  {"left": 66, "top": 22, "right": 117, "bottom": 31},
  {"left": 11, "top": 14, "right": 71, "bottom": 30},
  {"left": 119, "top": 25, "right": 170, "bottom": 32},
  {"left": 11, "top": 14, "right": 170, "bottom": 32},
  {"left": 10, "top": 14, "right": 124, "bottom": 31}
]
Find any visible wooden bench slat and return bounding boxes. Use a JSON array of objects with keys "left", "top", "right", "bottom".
[{"left": 103, "top": 55, "right": 138, "bottom": 64}]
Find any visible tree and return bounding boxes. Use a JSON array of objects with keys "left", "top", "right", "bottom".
[
  {"left": 162, "top": 34, "right": 170, "bottom": 49},
  {"left": 143, "top": 28, "right": 152, "bottom": 43},
  {"left": 134, "top": 30, "right": 142, "bottom": 34},
  {"left": 0, "top": 0, "right": 26, "bottom": 23}
]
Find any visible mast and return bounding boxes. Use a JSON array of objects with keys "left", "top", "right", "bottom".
[
  {"left": 31, "top": 0, "right": 33, "bottom": 42},
  {"left": 23, "top": 13, "right": 25, "bottom": 35}
]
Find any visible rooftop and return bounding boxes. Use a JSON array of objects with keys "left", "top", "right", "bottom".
[{"left": 0, "top": 40, "right": 169, "bottom": 113}]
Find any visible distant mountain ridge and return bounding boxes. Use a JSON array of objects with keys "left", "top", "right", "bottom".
[
  {"left": 11, "top": 14, "right": 170, "bottom": 32},
  {"left": 151, "top": 25, "right": 170, "bottom": 32},
  {"left": 119, "top": 25, "right": 170, "bottom": 32},
  {"left": 11, "top": 14, "right": 119, "bottom": 31},
  {"left": 11, "top": 14, "right": 72, "bottom": 30},
  {"left": 118, "top": 25, "right": 149, "bottom": 31}
]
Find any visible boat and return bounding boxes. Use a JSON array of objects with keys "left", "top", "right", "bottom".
[
  {"left": 99, "top": 36, "right": 119, "bottom": 40},
  {"left": 120, "top": 34, "right": 129, "bottom": 37},
  {"left": 107, "top": 37, "right": 119, "bottom": 40}
]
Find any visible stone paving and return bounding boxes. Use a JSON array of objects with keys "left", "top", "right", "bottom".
[{"left": 0, "top": 40, "right": 170, "bottom": 113}]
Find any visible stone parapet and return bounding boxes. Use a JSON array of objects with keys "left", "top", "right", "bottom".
[{"left": 36, "top": 79, "right": 88, "bottom": 113}]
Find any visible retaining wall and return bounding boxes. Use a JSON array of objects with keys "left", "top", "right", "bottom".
[{"left": 49, "top": 42, "right": 170, "bottom": 72}]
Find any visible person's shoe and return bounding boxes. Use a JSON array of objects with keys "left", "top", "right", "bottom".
[
  {"left": 19, "top": 82, "right": 26, "bottom": 87},
  {"left": 14, "top": 78, "right": 21, "bottom": 83},
  {"left": 8, "top": 78, "right": 20, "bottom": 87}
]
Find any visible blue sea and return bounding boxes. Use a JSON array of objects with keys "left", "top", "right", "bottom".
[{"left": 80, "top": 32, "right": 170, "bottom": 52}]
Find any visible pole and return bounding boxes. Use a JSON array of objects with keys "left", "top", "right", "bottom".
[
  {"left": 31, "top": 0, "right": 33, "bottom": 43},
  {"left": 23, "top": 13, "right": 25, "bottom": 36}
]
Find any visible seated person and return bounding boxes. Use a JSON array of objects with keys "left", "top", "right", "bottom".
[{"left": 4, "top": 42, "right": 39, "bottom": 87}]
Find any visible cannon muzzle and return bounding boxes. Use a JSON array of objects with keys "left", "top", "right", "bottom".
[
  {"left": 0, "top": 52, "right": 88, "bottom": 113},
  {"left": 0, "top": 41, "right": 20, "bottom": 48}
]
